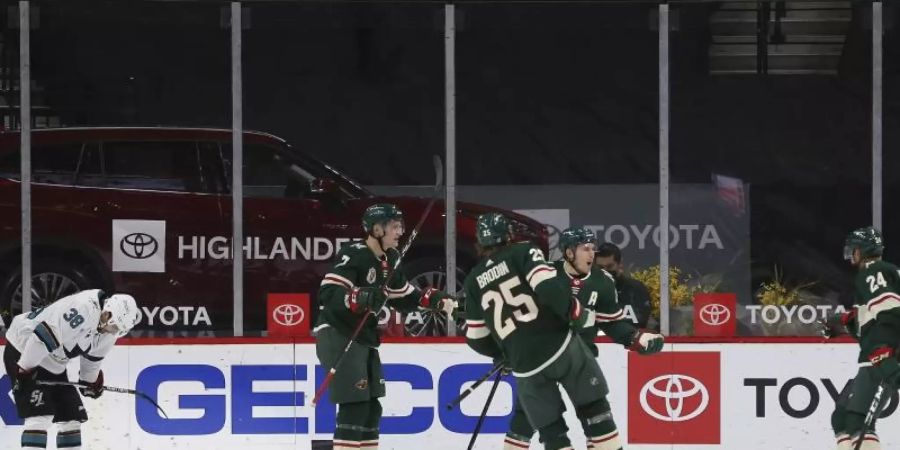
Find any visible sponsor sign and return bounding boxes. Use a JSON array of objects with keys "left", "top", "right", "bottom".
[
  {"left": 112, "top": 220, "right": 166, "bottom": 272},
  {"left": 2, "top": 342, "right": 887, "bottom": 449},
  {"left": 267, "top": 294, "right": 311, "bottom": 337},
  {"left": 694, "top": 293, "right": 737, "bottom": 337},
  {"left": 628, "top": 351, "right": 721, "bottom": 444}
]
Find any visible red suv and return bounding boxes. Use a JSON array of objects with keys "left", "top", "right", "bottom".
[{"left": 0, "top": 127, "right": 548, "bottom": 334}]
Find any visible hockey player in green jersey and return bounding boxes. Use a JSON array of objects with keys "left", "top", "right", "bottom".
[
  {"left": 501, "top": 227, "right": 664, "bottom": 450},
  {"left": 824, "top": 227, "right": 900, "bottom": 450},
  {"left": 314, "top": 203, "right": 457, "bottom": 450},
  {"left": 463, "top": 214, "right": 663, "bottom": 450}
]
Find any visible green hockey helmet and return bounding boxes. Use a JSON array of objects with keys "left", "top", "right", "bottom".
[
  {"left": 476, "top": 213, "right": 511, "bottom": 247},
  {"left": 362, "top": 203, "right": 404, "bottom": 234},
  {"left": 844, "top": 226, "right": 884, "bottom": 260},
  {"left": 559, "top": 227, "right": 597, "bottom": 254}
]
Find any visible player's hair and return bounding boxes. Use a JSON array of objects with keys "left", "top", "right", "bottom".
[
  {"left": 475, "top": 240, "right": 512, "bottom": 259},
  {"left": 595, "top": 242, "right": 622, "bottom": 263}
]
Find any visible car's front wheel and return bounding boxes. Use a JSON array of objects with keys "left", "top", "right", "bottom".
[{"left": 0, "top": 260, "right": 95, "bottom": 327}]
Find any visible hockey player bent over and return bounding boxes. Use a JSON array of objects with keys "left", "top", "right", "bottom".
[
  {"left": 502, "top": 227, "right": 664, "bottom": 450},
  {"left": 314, "top": 203, "right": 457, "bottom": 450},
  {"left": 463, "top": 214, "right": 663, "bottom": 450},
  {"left": 824, "top": 227, "right": 900, "bottom": 450},
  {"left": 3, "top": 289, "right": 139, "bottom": 450}
]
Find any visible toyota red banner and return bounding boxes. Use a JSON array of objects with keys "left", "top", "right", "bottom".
[
  {"left": 266, "top": 293, "right": 311, "bottom": 337},
  {"left": 693, "top": 293, "right": 737, "bottom": 337},
  {"left": 627, "top": 351, "right": 721, "bottom": 444}
]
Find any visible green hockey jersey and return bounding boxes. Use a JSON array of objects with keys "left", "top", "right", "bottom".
[
  {"left": 315, "top": 241, "right": 423, "bottom": 347},
  {"left": 854, "top": 259, "right": 900, "bottom": 363},
  {"left": 552, "top": 261, "right": 637, "bottom": 354},
  {"left": 463, "top": 242, "right": 576, "bottom": 377}
]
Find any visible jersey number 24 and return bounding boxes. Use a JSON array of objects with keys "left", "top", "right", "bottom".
[{"left": 481, "top": 277, "right": 539, "bottom": 340}]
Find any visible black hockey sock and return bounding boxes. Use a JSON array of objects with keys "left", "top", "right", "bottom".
[
  {"left": 335, "top": 401, "right": 369, "bottom": 443},
  {"left": 21, "top": 429, "right": 47, "bottom": 449},
  {"left": 537, "top": 418, "right": 571, "bottom": 450},
  {"left": 56, "top": 429, "right": 82, "bottom": 448},
  {"left": 578, "top": 398, "right": 622, "bottom": 450},
  {"left": 360, "top": 398, "right": 382, "bottom": 446},
  {"left": 507, "top": 399, "right": 535, "bottom": 442}
]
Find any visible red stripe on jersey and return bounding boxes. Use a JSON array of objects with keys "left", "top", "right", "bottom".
[
  {"left": 324, "top": 275, "right": 352, "bottom": 290},
  {"left": 527, "top": 267, "right": 554, "bottom": 282},
  {"left": 467, "top": 323, "right": 486, "bottom": 328},
  {"left": 869, "top": 293, "right": 900, "bottom": 309},
  {"left": 596, "top": 310, "right": 625, "bottom": 321}
]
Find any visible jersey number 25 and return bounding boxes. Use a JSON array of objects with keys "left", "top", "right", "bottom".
[{"left": 481, "top": 277, "right": 539, "bottom": 340}]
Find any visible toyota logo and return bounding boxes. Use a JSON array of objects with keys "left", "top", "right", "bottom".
[
  {"left": 699, "top": 303, "right": 731, "bottom": 326},
  {"left": 273, "top": 303, "right": 305, "bottom": 327},
  {"left": 120, "top": 233, "right": 159, "bottom": 259},
  {"left": 639, "top": 374, "right": 709, "bottom": 422}
]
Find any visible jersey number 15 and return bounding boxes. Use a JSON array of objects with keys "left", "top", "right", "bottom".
[{"left": 481, "top": 277, "right": 539, "bottom": 340}]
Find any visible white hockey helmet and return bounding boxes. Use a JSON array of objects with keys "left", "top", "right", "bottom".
[{"left": 102, "top": 294, "right": 139, "bottom": 337}]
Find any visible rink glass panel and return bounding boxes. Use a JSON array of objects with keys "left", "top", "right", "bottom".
[
  {"left": 17, "top": 2, "right": 232, "bottom": 336},
  {"left": 453, "top": 2, "right": 661, "bottom": 336},
  {"left": 669, "top": 0, "right": 872, "bottom": 336}
]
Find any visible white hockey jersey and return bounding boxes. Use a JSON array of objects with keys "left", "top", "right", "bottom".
[{"left": 5, "top": 289, "right": 117, "bottom": 381}]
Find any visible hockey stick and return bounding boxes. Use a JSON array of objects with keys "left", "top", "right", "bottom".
[
  {"left": 853, "top": 380, "right": 889, "bottom": 450},
  {"left": 445, "top": 362, "right": 505, "bottom": 410},
  {"left": 310, "top": 155, "right": 444, "bottom": 407},
  {"left": 37, "top": 380, "right": 169, "bottom": 419},
  {"left": 467, "top": 368, "right": 503, "bottom": 450}
]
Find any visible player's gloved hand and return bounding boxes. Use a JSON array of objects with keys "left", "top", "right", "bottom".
[
  {"left": 868, "top": 347, "right": 900, "bottom": 386},
  {"left": 568, "top": 297, "right": 592, "bottom": 329},
  {"left": 13, "top": 366, "right": 36, "bottom": 393},
  {"left": 79, "top": 370, "right": 104, "bottom": 399},
  {"left": 348, "top": 287, "right": 386, "bottom": 313},
  {"left": 629, "top": 330, "right": 664, "bottom": 355},
  {"left": 492, "top": 357, "right": 512, "bottom": 376},
  {"left": 820, "top": 308, "right": 858, "bottom": 339},
  {"left": 419, "top": 288, "right": 458, "bottom": 316}
]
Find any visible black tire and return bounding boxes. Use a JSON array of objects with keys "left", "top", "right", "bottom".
[
  {"left": 0, "top": 259, "right": 95, "bottom": 326},
  {"left": 401, "top": 256, "right": 468, "bottom": 337}
]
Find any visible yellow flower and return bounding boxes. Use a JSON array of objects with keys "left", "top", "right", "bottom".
[
  {"left": 630, "top": 265, "right": 716, "bottom": 319},
  {"left": 756, "top": 266, "right": 813, "bottom": 307}
]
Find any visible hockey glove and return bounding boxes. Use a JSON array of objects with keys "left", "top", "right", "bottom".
[
  {"left": 869, "top": 346, "right": 900, "bottom": 386},
  {"left": 348, "top": 287, "right": 386, "bottom": 313},
  {"left": 569, "top": 297, "right": 592, "bottom": 329},
  {"left": 419, "top": 288, "right": 458, "bottom": 316},
  {"left": 79, "top": 370, "right": 104, "bottom": 399},
  {"left": 13, "top": 366, "right": 36, "bottom": 394},
  {"left": 629, "top": 330, "right": 664, "bottom": 355},
  {"left": 819, "top": 308, "right": 858, "bottom": 339},
  {"left": 492, "top": 357, "right": 512, "bottom": 376}
]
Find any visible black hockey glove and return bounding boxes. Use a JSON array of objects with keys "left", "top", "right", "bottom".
[
  {"left": 419, "top": 288, "right": 458, "bottom": 316},
  {"left": 629, "top": 330, "right": 664, "bottom": 355},
  {"left": 492, "top": 357, "right": 512, "bottom": 376},
  {"left": 819, "top": 308, "right": 858, "bottom": 339},
  {"left": 348, "top": 287, "right": 386, "bottom": 314},
  {"left": 13, "top": 366, "right": 36, "bottom": 394},
  {"left": 79, "top": 370, "right": 104, "bottom": 399}
]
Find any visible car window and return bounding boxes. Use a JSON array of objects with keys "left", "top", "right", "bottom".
[
  {"left": 197, "top": 141, "right": 228, "bottom": 194},
  {"left": 221, "top": 144, "right": 307, "bottom": 198},
  {"left": 74, "top": 143, "right": 104, "bottom": 187},
  {"left": 0, "top": 143, "right": 85, "bottom": 185},
  {"left": 101, "top": 141, "right": 204, "bottom": 192}
]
